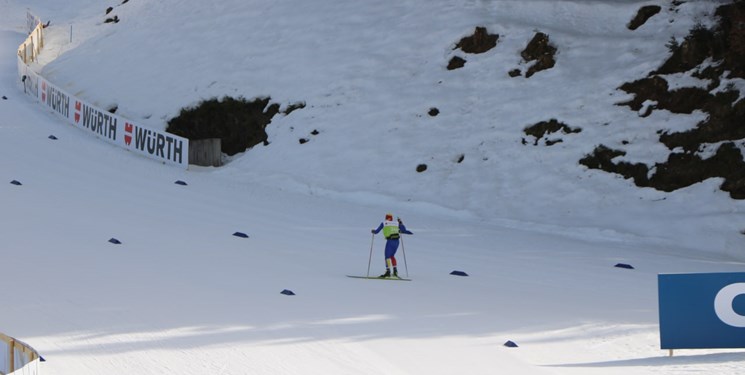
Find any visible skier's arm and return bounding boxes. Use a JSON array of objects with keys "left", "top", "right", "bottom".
[
  {"left": 371, "top": 222, "right": 383, "bottom": 234},
  {"left": 398, "top": 222, "right": 413, "bottom": 235}
]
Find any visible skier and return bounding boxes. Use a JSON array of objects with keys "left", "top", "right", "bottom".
[{"left": 371, "top": 213, "right": 413, "bottom": 278}]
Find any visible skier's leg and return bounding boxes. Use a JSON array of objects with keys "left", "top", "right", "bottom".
[
  {"left": 379, "top": 258, "right": 392, "bottom": 277},
  {"left": 388, "top": 240, "right": 400, "bottom": 277}
]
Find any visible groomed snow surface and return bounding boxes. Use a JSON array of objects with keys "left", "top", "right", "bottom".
[{"left": 2, "top": 0, "right": 745, "bottom": 374}]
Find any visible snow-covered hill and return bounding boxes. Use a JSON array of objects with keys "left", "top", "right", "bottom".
[{"left": 2, "top": 1, "right": 745, "bottom": 374}]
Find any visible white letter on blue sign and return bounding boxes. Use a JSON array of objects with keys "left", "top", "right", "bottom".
[{"left": 714, "top": 283, "right": 745, "bottom": 327}]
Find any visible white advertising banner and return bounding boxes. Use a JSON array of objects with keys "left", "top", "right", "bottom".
[
  {"left": 8, "top": 358, "right": 40, "bottom": 375},
  {"left": 18, "top": 57, "right": 40, "bottom": 97},
  {"left": 18, "top": 57, "right": 189, "bottom": 168}
]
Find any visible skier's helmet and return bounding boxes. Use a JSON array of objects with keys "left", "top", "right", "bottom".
[{"left": 385, "top": 213, "right": 393, "bottom": 221}]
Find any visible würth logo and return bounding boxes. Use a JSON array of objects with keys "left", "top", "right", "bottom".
[
  {"left": 125, "top": 122, "right": 133, "bottom": 145},
  {"left": 75, "top": 101, "right": 117, "bottom": 141},
  {"left": 74, "top": 101, "right": 82, "bottom": 123}
]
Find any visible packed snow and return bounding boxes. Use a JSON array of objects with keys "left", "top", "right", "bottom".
[{"left": 2, "top": 0, "right": 745, "bottom": 374}]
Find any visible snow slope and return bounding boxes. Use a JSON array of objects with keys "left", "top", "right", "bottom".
[{"left": 2, "top": 0, "right": 745, "bottom": 374}]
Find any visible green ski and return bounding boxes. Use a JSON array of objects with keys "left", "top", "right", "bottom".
[{"left": 347, "top": 275, "right": 412, "bottom": 281}]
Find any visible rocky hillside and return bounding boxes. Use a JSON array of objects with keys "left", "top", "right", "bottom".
[{"left": 581, "top": 1, "right": 745, "bottom": 199}]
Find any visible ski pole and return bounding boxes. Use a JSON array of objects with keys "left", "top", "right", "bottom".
[
  {"left": 401, "top": 236, "right": 409, "bottom": 277},
  {"left": 366, "top": 233, "right": 375, "bottom": 278}
]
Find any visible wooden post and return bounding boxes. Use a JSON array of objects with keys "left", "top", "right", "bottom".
[
  {"left": 669, "top": 349, "right": 673, "bottom": 357},
  {"left": 8, "top": 339, "right": 14, "bottom": 373}
]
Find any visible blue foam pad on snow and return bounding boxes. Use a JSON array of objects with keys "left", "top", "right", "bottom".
[
  {"left": 174, "top": 180, "right": 188, "bottom": 186},
  {"left": 108, "top": 238, "right": 122, "bottom": 244},
  {"left": 504, "top": 340, "right": 518, "bottom": 348},
  {"left": 10, "top": 180, "right": 22, "bottom": 186},
  {"left": 450, "top": 270, "right": 469, "bottom": 276},
  {"left": 280, "top": 289, "right": 295, "bottom": 296},
  {"left": 233, "top": 232, "right": 249, "bottom": 238},
  {"left": 614, "top": 263, "right": 634, "bottom": 269}
]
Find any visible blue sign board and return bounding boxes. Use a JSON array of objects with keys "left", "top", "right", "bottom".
[{"left": 658, "top": 272, "right": 745, "bottom": 349}]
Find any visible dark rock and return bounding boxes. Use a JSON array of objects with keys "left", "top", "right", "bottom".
[
  {"left": 523, "top": 119, "right": 581, "bottom": 146},
  {"left": 283, "top": 101, "right": 306, "bottom": 115},
  {"left": 447, "top": 56, "right": 466, "bottom": 70},
  {"left": 628, "top": 5, "right": 662, "bottom": 30},
  {"left": 455, "top": 27, "right": 499, "bottom": 54},
  {"left": 521, "top": 32, "right": 557, "bottom": 77}
]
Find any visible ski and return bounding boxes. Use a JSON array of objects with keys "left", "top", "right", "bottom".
[{"left": 347, "top": 275, "right": 412, "bottom": 281}]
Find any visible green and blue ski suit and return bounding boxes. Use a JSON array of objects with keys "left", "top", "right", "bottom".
[{"left": 372, "top": 219, "right": 413, "bottom": 269}]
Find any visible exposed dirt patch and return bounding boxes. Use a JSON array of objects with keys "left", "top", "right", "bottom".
[
  {"left": 586, "top": 3, "right": 745, "bottom": 199},
  {"left": 520, "top": 32, "right": 557, "bottom": 78},
  {"left": 655, "top": 25, "right": 722, "bottom": 76},
  {"left": 619, "top": 76, "right": 719, "bottom": 116},
  {"left": 523, "top": 119, "right": 581, "bottom": 146},
  {"left": 579, "top": 145, "right": 649, "bottom": 186},
  {"left": 447, "top": 27, "right": 498, "bottom": 71},
  {"left": 597, "top": 2, "right": 745, "bottom": 199},
  {"left": 447, "top": 56, "right": 466, "bottom": 70},
  {"left": 582, "top": 142, "right": 745, "bottom": 199},
  {"left": 454, "top": 27, "right": 499, "bottom": 54},
  {"left": 166, "top": 96, "right": 281, "bottom": 156},
  {"left": 659, "top": 91, "right": 743, "bottom": 151},
  {"left": 283, "top": 101, "right": 306, "bottom": 115},
  {"left": 628, "top": 5, "right": 662, "bottom": 30}
]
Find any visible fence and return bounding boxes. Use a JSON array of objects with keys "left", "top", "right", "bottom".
[
  {"left": 17, "top": 12, "right": 43, "bottom": 65},
  {"left": 16, "top": 12, "right": 191, "bottom": 169},
  {"left": 0, "top": 333, "right": 41, "bottom": 375},
  {"left": 8, "top": 15, "right": 45, "bottom": 374}
]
